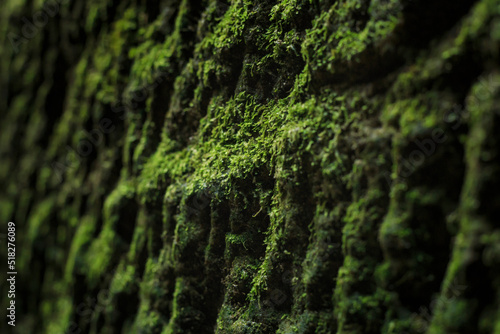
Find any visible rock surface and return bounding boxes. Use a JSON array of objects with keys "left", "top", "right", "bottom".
[{"left": 1, "top": 0, "right": 500, "bottom": 333}]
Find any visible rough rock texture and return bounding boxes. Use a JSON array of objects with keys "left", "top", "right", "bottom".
[{"left": 1, "top": 0, "right": 500, "bottom": 333}]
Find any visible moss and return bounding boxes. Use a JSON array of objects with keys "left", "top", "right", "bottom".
[
  {"left": 85, "top": 180, "right": 136, "bottom": 285},
  {"left": 43, "top": 296, "right": 73, "bottom": 334},
  {"left": 127, "top": 209, "right": 148, "bottom": 262},
  {"left": 110, "top": 262, "right": 136, "bottom": 294},
  {"left": 0, "top": 197, "right": 14, "bottom": 224},
  {"left": 209, "top": 0, "right": 252, "bottom": 51},
  {"left": 303, "top": 0, "right": 400, "bottom": 72},
  {"left": 162, "top": 277, "right": 204, "bottom": 334},
  {"left": 65, "top": 215, "right": 97, "bottom": 282},
  {"left": 26, "top": 197, "right": 55, "bottom": 243},
  {"left": 3, "top": 0, "right": 500, "bottom": 333}
]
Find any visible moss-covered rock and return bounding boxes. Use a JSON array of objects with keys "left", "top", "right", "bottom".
[{"left": 1, "top": 0, "right": 500, "bottom": 333}]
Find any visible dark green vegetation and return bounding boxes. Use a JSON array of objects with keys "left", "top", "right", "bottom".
[{"left": 1, "top": 0, "right": 500, "bottom": 333}]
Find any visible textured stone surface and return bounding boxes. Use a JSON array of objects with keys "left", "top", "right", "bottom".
[{"left": 1, "top": 0, "right": 500, "bottom": 333}]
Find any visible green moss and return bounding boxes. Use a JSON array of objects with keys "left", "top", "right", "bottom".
[
  {"left": 110, "top": 262, "right": 136, "bottom": 294},
  {"left": 65, "top": 215, "right": 97, "bottom": 282},
  {"left": 3, "top": 0, "right": 500, "bottom": 333},
  {"left": 162, "top": 277, "right": 202, "bottom": 334},
  {"left": 303, "top": 0, "right": 400, "bottom": 72},
  {"left": 26, "top": 197, "right": 55, "bottom": 243},
  {"left": 209, "top": 0, "right": 252, "bottom": 51},
  {"left": 134, "top": 306, "right": 165, "bottom": 334},
  {"left": 85, "top": 179, "right": 136, "bottom": 285},
  {"left": 42, "top": 296, "right": 73, "bottom": 334}
]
